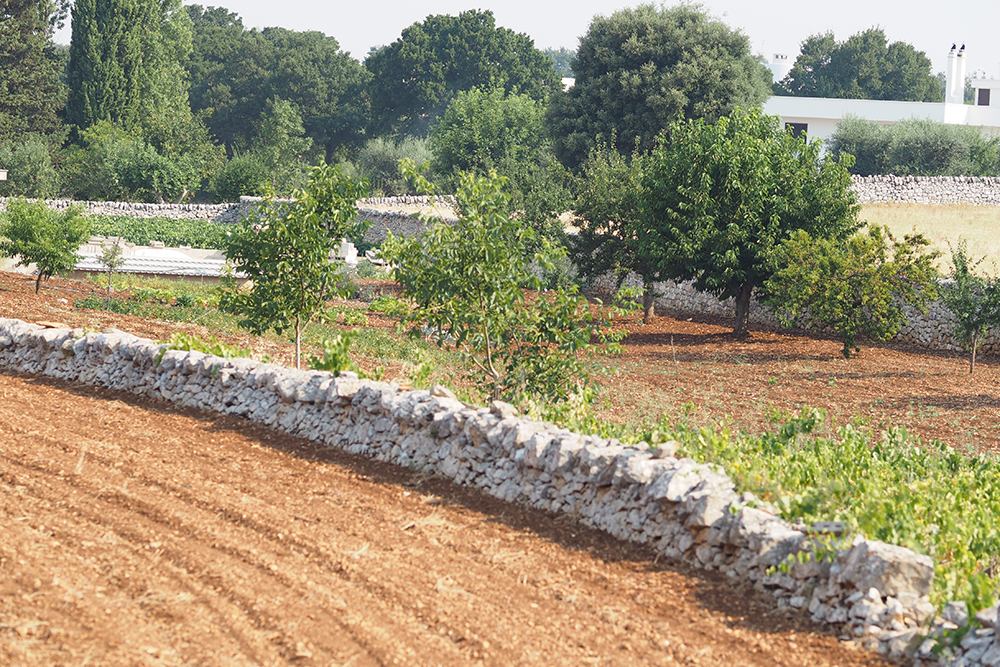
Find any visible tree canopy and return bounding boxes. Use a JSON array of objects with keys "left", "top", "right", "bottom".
[
  {"left": 66, "top": 0, "right": 193, "bottom": 133},
  {"left": 0, "top": 0, "right": 68, "bottom": 145},
  {"left": 639, "top": 107, "right": 861, "bottom": 336},
  {"left": 775, "top": 28, "right": 940, "bottom": 102},
  {"left": 364, "top": 10, "right": 561, "bottom": 138},
  {"left": 547, "top": 4, "right": 772, "bottom": 169},
  {"left": 765, "top": 226, "right": 939, "bottom": 359},
  {"left": 185, "top": 5, "right": 369, "bottom": 161}
]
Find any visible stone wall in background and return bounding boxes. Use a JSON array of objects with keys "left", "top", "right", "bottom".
[
  {"left": 852, "top": 175, "right": 1000, "bottom": 206},
  {"left": 2, "top": 316, "right": 988, "bottom": 666}
]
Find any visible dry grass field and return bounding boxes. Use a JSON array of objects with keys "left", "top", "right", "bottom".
[{"left": 862, "top": 203, "right": 1000, "bottom": 274}]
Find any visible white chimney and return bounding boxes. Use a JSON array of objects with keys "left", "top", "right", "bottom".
[{"left": 946, "top": 44, "right": 967, "bottom": 104}]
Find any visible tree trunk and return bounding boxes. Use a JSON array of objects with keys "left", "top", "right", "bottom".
[
  {"left": 733, "top": 281, "right": 753, "bottom": 337},
  {"left": 34, "top": 271, "right": 43, "bottom": 294},
  {"left": 642, "top": 282, "right": 655, "bottom": 324},
  {"left": 971, "top": 332, "right": 978, "bottom": 374},
  {"left": 294, "top": 317, "right": 302, "bottom": 370}
]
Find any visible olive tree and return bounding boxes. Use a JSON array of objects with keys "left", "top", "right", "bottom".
[
  {"left": 640, "top": 107, "right": 860, "bottom": 336},
  {"left": 220, "top": 162, "right": 368, "bottom": 368},
  {"left": 0, "top": 199, "right": 89, "bottom": 293}
]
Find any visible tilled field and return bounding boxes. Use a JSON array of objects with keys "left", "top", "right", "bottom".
[{"left": 0, "top": 372, "right": 890, "bottom": 666}]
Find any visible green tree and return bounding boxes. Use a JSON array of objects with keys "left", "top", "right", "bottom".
[
  {"left": 0, "top": 199, "right": 89, "bottom": 293},
  {"left": 365, "top": 10, "right": 560, "bottom": 138},
  {"left": 0, "top": 137, "right": 61, "bottom": 198},
  {"left": 428, "top": 86, "right": 571, "bottom": 244},
  {"left": 547, "top": 4, "right": 771, "bottom": 169},
  {"left": 66, "top": 0, "right": 193, "bottom": 133},
  {"left": 185, "top": 6, "right": 369, "bottom": 161},
  {"left": 765, "top": 226, "right": 939, "bottom": 359},
  {"left": 940, "top": 240, "right": 1000, "bottom": 373},
  {"left": 430, "top": 87, "right": 546, "bottom": 178},
  {"left": 220, "top": 162, "right": 369, "bottom": 369},
  {"left": 60, "top": 120, "right": 209, "bottom": 203},
  {"left": 252, "top": 97, "right": 316, "bottom": 194},
  {"left": 541, "top": 47, "right": 575, "bottom": 77},
  {"left": 0, "top": 0, "right": 68, "bottom": 144},
  {"left": 776, "top": 28, "right": 939, "bottom": 102},
  {"left": 571, "top": 142, "right": 660, "bottom": 322},
  {"left": 381, "top": 168, "right": 613, "bottom": 403},
  {"left": 640, "top": 107, "right": 861, "bottom": 336}
]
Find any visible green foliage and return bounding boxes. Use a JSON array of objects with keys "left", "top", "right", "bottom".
[
  {"left": 185, "top": 7, "right": 369, "bottom": 161},
  {"left": 220, "top": 162, "right": 368, "bottom": 368},
  {"left": 85, "top": 214, "right": 228, "bottom": 248},
  {"left": 60, "top": 120, "right": 212, "bottom": 203},
  {"left": 158, "top": 331, "right": 252, "bottom": 361},
  {"left": 541, "top": 47, "right": 575, "bottom": 77},
  {"left": 0, "top": 0, "right": 67, "bottom": 144},
  {"left": 365, "top": 9, "right": 560, "bottom": 138},
  {"left": 67, "top": 0, "right": 193, "bottom": 134},
  {"left": 827, "top": 115, "right": 892, "bottom": 176},
  {"left": 430, "top": 87, "right": 546, "bottom": 179},
  {"left": 830, "top": 116, "right": 1000, "bottom": 177},
  {"left": 663, "top": 408, "right": 1000, "bottom": 610},
  {"left": 354, "top": 136, "right": 433, "bottom": 196},
  {"left": 251, "top": 97, "right": 316, "bottom": 195},
  {"left": 890, "top": 120, "right": 998, "bottom": 177},
  {"left": 775, "top": 28, "right": 940, "bottom": 102},
  {"left": 0, "top": 199, "right": 90, "bottom": 292},
  {"left": 547, "top": 4, "right": 772, "bottom": 169},
  {"left": 307, "top": 331, "right": 364, "bottom": 376},
  {"left": 571, "top": 141, "right": 660, "bottom": 321},
  {"left": 211, "top": 153, "right": 269, "bottom": 202},
  {"left": 765, "top": 225, "right": 940, "bottom": 358},
  {"left": 97, "top": 240, "right": 125, "bottom": 298},
  {"left": 640, "top": 107, "right": 861, "bottom": 335},
  {"left": 940, "top": 240, "right": 1000, "bottom": 372},
  {"left": 381, "top": 168, "right": 618, "bottom": 403},
  {"left": 0, "top": 136, "right": 60, "bottom": 198},
  {"left": 429, "top": 87, "right": 572, "bottom": 245}
]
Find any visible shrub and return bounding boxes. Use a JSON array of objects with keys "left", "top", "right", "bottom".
[
  {"left": 0, "top": 137, "right": 60, "bottom": 198},
  {"left": 355, "top": 136, "right": 433, "bottom": 195},
  {"left": 830, "top": 116, "right": 1000, "bottom": 176},
  {"left": 212, "top": 153, "right": 270, "bottom": 202}
]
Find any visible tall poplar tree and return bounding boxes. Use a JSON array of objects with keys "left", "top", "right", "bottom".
[
  {"left": 66, "top": 0, "right": 192, "bottom": 133},
  {"left": 0, "top": 0, "right": 68, "bottom": 144}
]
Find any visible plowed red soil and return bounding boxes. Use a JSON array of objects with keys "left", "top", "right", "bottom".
[{"left": 2, "top": 268, "right": 986, "bottom": 665}]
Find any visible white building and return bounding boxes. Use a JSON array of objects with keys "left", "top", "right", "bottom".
[{"left": 763, "top": 45, "right": 1000, "bottom": 145}]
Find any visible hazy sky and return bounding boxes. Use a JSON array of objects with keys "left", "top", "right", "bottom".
[{"left": 56, "top": 0, "right": 1000, "bottom": 78}]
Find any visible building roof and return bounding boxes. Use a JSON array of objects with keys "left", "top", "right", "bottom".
[{"left": 75, "top": 254, "right": 229, "bottom": 278}]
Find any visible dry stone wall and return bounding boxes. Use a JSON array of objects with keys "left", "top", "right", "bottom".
[
  {"left": 0, "top": 316, "right": 995, "bottom": 666},
  {"left": 852, "top": 176, "right": 1000, "bottom": 206}
]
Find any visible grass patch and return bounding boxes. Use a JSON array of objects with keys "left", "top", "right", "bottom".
[{"left": 862, "top": 203, "right": 1000, "bottom": 274}]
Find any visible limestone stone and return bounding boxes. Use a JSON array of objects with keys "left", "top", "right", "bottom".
[{"left": 838, "top": 540, "right": 934, "bottom": 599}]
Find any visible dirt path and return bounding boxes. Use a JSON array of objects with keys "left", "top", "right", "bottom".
[{"left": 0, "top": 371, "right": 890, "bottom": 666}]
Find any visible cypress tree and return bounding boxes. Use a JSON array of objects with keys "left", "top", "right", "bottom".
[
  {"left": 0, "top": 0, "right": 67, "bottom": 144},
  {"left": 66, "top": 0, "right": 190, "bottom": 133}
]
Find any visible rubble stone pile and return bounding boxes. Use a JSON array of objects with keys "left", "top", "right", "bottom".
[{"left": 1, "top": 317, "right": 995, "bottom": 666}]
